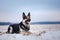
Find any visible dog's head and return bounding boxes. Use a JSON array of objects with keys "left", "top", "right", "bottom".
[
  {"left": 22, "top": 12, "right": 31, "bottom": 25},
  {"left": 21, "top": 12, "right": 31, "bottom": 31}
]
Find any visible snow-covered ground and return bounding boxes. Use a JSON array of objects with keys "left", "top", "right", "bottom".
[{"left": 0, "top": 24, "right": 60, "bottom": 40}]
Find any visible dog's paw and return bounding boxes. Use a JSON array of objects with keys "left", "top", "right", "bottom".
[{"left": 21, "top": 31, "right": 32, "bottom": 36}]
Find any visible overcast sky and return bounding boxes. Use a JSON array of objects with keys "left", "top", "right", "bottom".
[{"left": 0, "top": 0, "right": 60, "bottom": 23}]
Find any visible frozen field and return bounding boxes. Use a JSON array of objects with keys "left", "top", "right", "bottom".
[{"left": 0, "top": 24, "right": 60, "bottom": 40}]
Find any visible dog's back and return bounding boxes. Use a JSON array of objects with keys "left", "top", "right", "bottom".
[{"left": 6, "top": 24, "right": 20, "bottom": 33}]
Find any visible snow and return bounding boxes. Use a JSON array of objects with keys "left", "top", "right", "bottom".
[
  {"left": 0, "top": 24, "right": 60, "bottom": 40},
  {"left": 40, "top": 31, "right": 60, "bottom": 40},
  {"left": 0, "top": 31, "right": 60, "bottom": 40}
]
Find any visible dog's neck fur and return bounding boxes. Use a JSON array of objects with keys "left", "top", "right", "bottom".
[{"left": 19, "top": 21, "right": 30, "bottom": 32}]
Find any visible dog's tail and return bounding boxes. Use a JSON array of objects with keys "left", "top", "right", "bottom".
[
  {"left": 0, "top": 26, "right": 11, "bottom": 35},
  {"left": 6, "top": 27, "right": 10, "bottom": 33},
  {"left": 6, "top": 25, "right": 12, "bottom": 33}
]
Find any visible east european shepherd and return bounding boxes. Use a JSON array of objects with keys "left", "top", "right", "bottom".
[
  {"left": 6, "top": 12, "right": 31, "bottom": 34},
  {"left": 0, "top": 12, "right": 46, "bottom": 35}
]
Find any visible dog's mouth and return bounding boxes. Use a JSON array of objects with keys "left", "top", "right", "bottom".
[
  {"left": 25, "top": 20, "right": 30, "bottom": 24},
  {"left": 25, "top": 21, "right": 29, "bottom": 24},
  {"left": 22, "top": 19, "right": 30, "bottom": 24}
]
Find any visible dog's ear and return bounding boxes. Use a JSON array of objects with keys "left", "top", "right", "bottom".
[
  {"left": 28, "top": 12, "right": 30, "bottom": 17},
  {"left": 27, "top": 12, "right": 31, "bottom": 21},
  {"left": 22, "top": 12, "right": 26, "bottom": 19}
]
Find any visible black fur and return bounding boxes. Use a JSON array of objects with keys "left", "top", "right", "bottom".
[
  {"left": 6, "top": 24, "right": 20, "bottom": 34},
  {"left": 6, "top": 22, "right": 30, "bottom": 34}
]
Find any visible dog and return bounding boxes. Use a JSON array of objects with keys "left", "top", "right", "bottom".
[
  {"left": 6, "top": 12, "right": 31, "bottom": 34},
  {"left": 0, "top": 12, "right": 46, "bottom": 36}
]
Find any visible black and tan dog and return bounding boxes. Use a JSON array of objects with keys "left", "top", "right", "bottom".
[
  {"left": 0, "top": 12, "right": 46, "bottom": 36},
  {"left": 6, "top": 12, "right": 31, "bottom": 34}
]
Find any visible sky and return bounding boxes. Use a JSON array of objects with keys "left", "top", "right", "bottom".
[{"left": 0, "top": 0, "right": 60, "bottom": 23}]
